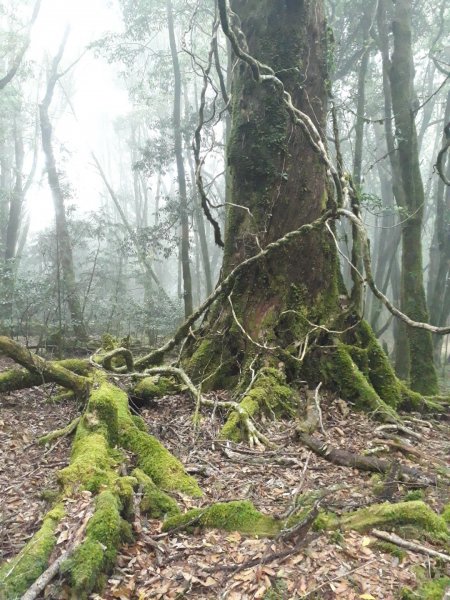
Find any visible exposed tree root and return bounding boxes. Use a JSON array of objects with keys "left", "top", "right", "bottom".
[
  {"left": 0, "top": 506, "right": 65, "bottom": 599},
  {"left": 38, "top": 416, "right": 81, "bottom": 445},
  {"left": 0, "top": 369, "right": 200, "bottom": 598},
  {"left": 315, "top": 500, "right": 449, "bottom": 540},
  {"left": 219, "top": 367, "right": 297, "bottom": 444}
]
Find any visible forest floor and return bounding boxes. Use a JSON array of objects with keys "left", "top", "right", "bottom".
[{"left": 1, "top": 356, "right": 449, "bottom": 599}]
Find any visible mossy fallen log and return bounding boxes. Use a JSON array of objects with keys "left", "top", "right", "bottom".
[
  {"left": 163, "top": 500, "right": 282, "bottom": 537},
  {"left": 162, "top": 498, "right": 449, "bottom": 559},
  {"left": 132, "top": 468, "right": 180, "bottom": 518},
  {"left": 132, "top": 375, "right": 180, "bottom": 403},
  {"left": 61, "top": 491, "right": 132, "bottom": 597}
]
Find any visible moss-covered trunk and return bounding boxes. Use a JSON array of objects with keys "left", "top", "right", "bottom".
[
  {"left": 388, "top": 0, "right": 438, "bottom": 394},
  {"left": 186, "top": 0, "right": 340, "bottom": 385}
]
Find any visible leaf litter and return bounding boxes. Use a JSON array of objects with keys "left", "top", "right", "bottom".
[{"left": 1, "top": 357, "right": 449, "bottom": 599}]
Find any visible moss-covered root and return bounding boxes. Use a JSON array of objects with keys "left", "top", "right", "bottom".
[
  {"left": 327, "top": 343, "right": 399, "bottom": 422},
  {"left": 0, "top": 506, "right": 64, "bottom": 599},
  {"left": 0, "top": 336, "right": 90, "bottom": 396},
  {"left": 61, "top": 491, "right": 132, "bottom": 599},
  {"left": 0, "top": 358, "right": 91, "bottom": 394},
  {"left": 220, "top": 367, "right": 297, "bottom": 443},
  {"left": 132, "top": 375, "right": 180, "bottom": 403},
  {"left": 58, "top": 381, "right": 200, "bottom": 497},
  {"left": 38, "top": 416, "right": 81, "bottom": 445},
  {"left": 163, "top": 500, "right": 281, "bottom": 537},
  {"left": 316, "top": 500, "right": 449, "bottom": 541},
  {"left": 132, "top": 468, "right": 180, "bottom": 518}
]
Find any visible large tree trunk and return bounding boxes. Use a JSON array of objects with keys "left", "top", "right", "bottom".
[
  {"left": 181, "top": 0, "right": 420, "bottom": 433},
  {"left": 388, "top": 0, "right": 438, "bottom": 394},
  {"left": 188, "top": 0, "right": 338, "bottom": 373}
]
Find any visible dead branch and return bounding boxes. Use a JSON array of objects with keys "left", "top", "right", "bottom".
[
  {"left": 205, "top": 533, "right": 319, "bottom": 574},
  {"left": 374, "top": 423, "right": 422, "bottom": 441},
  {"left": 297, "top": 431, "right": 435, "bottom": 487},
  {"left": 20, "top": 548, "right": 72, "bottom": 600},
  {"left": 372, "top": 529, "right": 450, "bottom": 562},
  {"left": 20, "top": 511, "right": 91, "bottom": 600}
]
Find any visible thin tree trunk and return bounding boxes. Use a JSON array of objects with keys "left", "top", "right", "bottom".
[
  {"left": 167, "top": 0, "right": 193, "bottom": 318},
  {"left": 39, "top": 30, "right": 87, "bottom": 341},
  {"left": 429, "top": 90, "right": 450, "bottom": 362}
]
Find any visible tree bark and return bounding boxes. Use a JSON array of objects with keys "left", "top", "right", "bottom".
[
  {"left": 428, "top": 90, "right": 450, "bottom": 362},
  {"left": 388, "top": 0, "right": 438, "bottom": 394}
]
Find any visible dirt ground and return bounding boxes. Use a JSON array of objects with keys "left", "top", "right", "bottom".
[{"left": 1, "top": 357, "right": 449, "bottom": 599}]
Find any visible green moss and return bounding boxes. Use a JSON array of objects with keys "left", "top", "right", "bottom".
[
  {"left": 115, "top": 476, "right": 136, "bottom": 518},
  {"left": 442, "top": 504, "right": 450, "bottom": 525},
  {"left": 63, "top": 491, "right": 125, "bottom": 598},
  {"left": 337, "top": 501, "right": 449, "bottom": 537},
  {"left": 370, "top": 474, "right": 385, "bottom": 496},
  {"left": 418, "top": 578, "right": 450, "bottom": 600},
  {"left": 402, "top": 578, "right": 450, "bottom": 600},
  {"left": 0, "top": 359, "right": 90, "bottom": 394},
  {"left": 163, "top": 500, "right": 280, "bottom": 537},
  {"left": 313, "top": 510, "right": 339, "bottom": 531},
  {"left": 186, "top": 338, "right": 219, "bottom": 386},
  {"left": 328, "top": 344, "right": 398, "bottom": 421},
  {"left": 57, "top": 380, "right": 121, "bottom": 496},
  {"left": 133, "top": 376, "right": 178, "bottom": 401},
  {"left": 220, "top": 368, "right": 296, "bottom": 441},
  {"left": 404, "top": 490, "right": 425, "bottom": 502},
  {"left": 131, "top": 414, "right": 147, "bottom": 431},
  {"left": 58, "top": 427, "right": 117, "bottom": 494},
  {"left": 40, "top": 488, "right": 59, "bottom": 503},
  {"left": 121, "top": 426, "right": 201, "bottom": 497},
  {"left": 263, "top": 579, "right": 289, "bottom": 599},
  {"left": 101, "top": 383, "right": 201, "bottom": 497},
  {"left": 374, "top": 540, "right": 407, "bottom": 559},
  {"left": 0, "top": 505, "right": 64, "bottom": 599},
  {"left": 132, "top": 469, "right": 179, "bottom": 518}
]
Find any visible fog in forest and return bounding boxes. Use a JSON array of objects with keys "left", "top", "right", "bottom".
[{"left": 1, "top": 0, "right": 448, "bottom": 357}]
